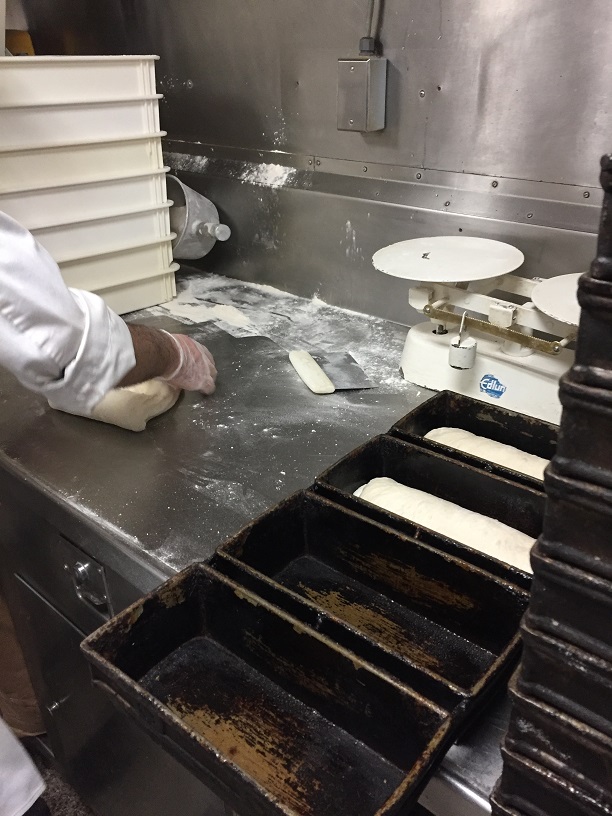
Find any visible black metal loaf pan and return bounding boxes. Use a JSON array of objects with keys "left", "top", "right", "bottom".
[
  {"left": 539, "top": 463, "right": 612, "bottom": 582},
  {"left": 390, "top": 391, "right": 557, "bottom": 489},
  {"left": 505, "top": 673, "right": 612, "bottom": 809},
  {"left": 518, "top": 619, "right": 612, "bottom": 740},
  {"left": 489, "top": 789, "right": 527, "bottom": 816},
  {"left": 213, "top": 490, "right": 529, "bottom": 712},
  {"left": 492, "top": 745, "right": 610, "bottom": 816},
  {"left": 527, "top": 543, "right": 612, "bottom": 662},
  {"left": 315, "top": 434, "right": 544, "bottom": 589},
  {"left": 82, "top": 564, "right": 453, "bottom": 816}
]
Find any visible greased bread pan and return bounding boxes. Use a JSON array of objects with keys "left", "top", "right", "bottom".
[
  {"left": 82, "top": 564, "right": 452, "bottom": 816},
  {"left": 493, "top": 745, "right": 610, "bottom": 816},
  {"left": 214, "top": 490, "right": 529, "bottom": 710},
  {"left": 315, "top": 434, "right": 544, "bottom": 589},
  {"left": 505, "top": 673, "right": 612, "bottom": 809},
  {"left": 528, "top": 542, "right": 612, "bottom": 662},
  {"left": 389, "top": 391, "right": 557, "bottom": 489},
  {"left": 518, "top": 618, "right": 612, "bottom": 740}
]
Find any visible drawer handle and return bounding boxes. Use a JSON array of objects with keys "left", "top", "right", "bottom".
[
  {"left": 46, "top": 695, "right": 70, "bottom": 716},
  {"left": 65, "top": 561, "right": 108, "bottom": 610}
]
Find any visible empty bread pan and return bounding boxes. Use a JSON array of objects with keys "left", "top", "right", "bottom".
[
  {"left": 315, "top": 434, "right": 544, "bottom": 588},
  {"left": 390, "top": 391, "right": 557, "bottom": 489},
  {"left": 505, "top": 673, "right": 612, "bottom": 809},
  {"left": 214, "top": 490, "right": 529, "bottom": 711},
  {"left": 493, "top": 745, "right": 610, "bottom": 816},
  {"left": 82, "top": 564, "right": 453, "bottom": 816},
  {"left": 518, "top": 619, "right": 612, "bottom": 740},
  {"left": 528, "top": 542, "right": 612, "bottom": 662},
  {"left": 539, "top": 462, "right": 612, "bottom": 583}
]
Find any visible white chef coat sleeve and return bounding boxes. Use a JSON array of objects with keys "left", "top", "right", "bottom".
[
  {"left": 0, "top": 717, "right": 45, "bottom": 816},
  {"left": 0, "top": 212, "right": 136, "bottom": 413}
]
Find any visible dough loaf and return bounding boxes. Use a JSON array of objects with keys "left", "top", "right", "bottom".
[
  {"left": 424, "top": 427, "right": 548, "bottom": 481},
  {"left": 90, "top": 380, "right": 180, "bottom": 431},
  {"left": 354, "top": 476, "right": 534, "bottom": 573},
  {"left": 51, "top": 380, "right": 181, "bottom": 432}
]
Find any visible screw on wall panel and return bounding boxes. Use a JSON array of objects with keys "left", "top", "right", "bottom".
[
  {"left": 583, "top": 191, "right": 591, "bottom": 198},
  {"left": 308, "top": 159, "right": 313, "bottom": 165},
  {"left": 375, "top": 192, "right": 380, "bottom": 196},
  {"left": 416, "top": 172, "right": 422, "bottom": 179},
  {"left": 492, "top": 180, "right": 499, "bottom": 188},
  {"left": 527, "top": 213, "right": 533, "bottom": 218},
  {"left": 419, "top": 90, "right": 426, "bottom": 97},
  {"left": 363, "top": 166, "right": 368, "bottom": 172},
  {"left": 186, "top": 80, "right": 194, "bottom": 89},
  {"left": 444, "top": 201, "right": 451, "bottom": 207},
  {"left": 349, "top": 119, "right": 354, "bottom": 125},
  {"left": 350, "top": 66, "right": 355, "bottom": 71},
  {"left": 316, "top": 159, "right": 321, "bottom": 166}
]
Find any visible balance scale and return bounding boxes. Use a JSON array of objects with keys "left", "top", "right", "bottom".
[{"left": 373, "top": 236, "right": 581, "bottom": 425}]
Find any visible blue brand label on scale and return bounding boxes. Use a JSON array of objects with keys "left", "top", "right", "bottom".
[{"left": 480, "top": 374, "right": 507, "bottom": 399}]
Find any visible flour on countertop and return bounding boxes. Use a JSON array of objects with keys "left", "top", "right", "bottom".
[
  {"left": 165, "top": 301, "right": 251, "bottom": 328},
  {"left": 152, "top": 271, "right": 411, "bottom": 394}
]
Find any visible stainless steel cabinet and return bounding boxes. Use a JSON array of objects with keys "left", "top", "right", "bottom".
[
  {"left": 0, "top": 486, "right": 231, "bottom": 816},
  {"left": 13, "top": 576, "right": 230, "bottom": 816}
]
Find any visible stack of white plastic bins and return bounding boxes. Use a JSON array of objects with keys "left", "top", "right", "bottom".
[{"left": 0, "top": 55, "right": 177, "bottom": 315}]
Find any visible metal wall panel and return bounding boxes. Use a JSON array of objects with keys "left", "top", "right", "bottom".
[
  {"left": 165, "top": 149, "right": 599, "bottom": 325},
  {"left": 23, "top": 0, "right": 612, "bottom": 187},
  {"left": 20, "top": 0, "right": 609, "bottom": 319}
]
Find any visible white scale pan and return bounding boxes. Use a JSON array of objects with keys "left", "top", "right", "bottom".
[
  {"left": 531, "top": 273, "right": 581, "bottom": 327},
  {"left": 372, "top": 236, "right": 525, "bottom": 283}
]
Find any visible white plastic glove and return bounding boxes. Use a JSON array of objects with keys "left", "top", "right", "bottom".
[{"left": 160, "top": 332, "right": 217, "bottom": 394}]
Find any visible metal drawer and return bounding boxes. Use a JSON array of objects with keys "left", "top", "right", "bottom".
[{"left": 0, "top": 499, "right": 137, "bottom": 633}]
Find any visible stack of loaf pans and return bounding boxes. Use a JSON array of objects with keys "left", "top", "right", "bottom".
[
  {"left": 492, "top": 159, "right": 612, "bottom": 816},
  {"left": 83, "top": 391, "right": 552, "bottom": 815}
]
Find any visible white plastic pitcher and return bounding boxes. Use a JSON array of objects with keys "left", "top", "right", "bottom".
[{"left": 167, "top": 174, "right": 231, "bottom": 259}]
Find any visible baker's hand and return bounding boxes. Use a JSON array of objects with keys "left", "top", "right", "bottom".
[{"left": 160, "top": 332, "right": 217, "bottom": 394}]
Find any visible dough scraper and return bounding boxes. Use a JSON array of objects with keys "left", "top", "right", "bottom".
[{"left": 289, "top": 350, "right": 374, "bottom": 394}]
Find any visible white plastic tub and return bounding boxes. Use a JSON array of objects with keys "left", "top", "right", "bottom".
[
  {"left": 31, "top": 206, "right": 173, "bottom": 261},
  {"left": 59, "top": 241, "right": 177, "bottom": 314},
  {"left": 96, "top": 270, "right": 178, "bottom": 316},
  {"left": 0, "top": 134, "right": 166, "bottom": 194},
  {"left": 0, "top": 97, "right": 161, "bottom": 149},
  {"left": 59, "top": 239, "right": 176, "bottom": 288},
  {"left": 0, "top": 56, "right": 159, "bottom": 106},
  {"left": 0, "top": 171, "right": 169, "bottom": 230}
]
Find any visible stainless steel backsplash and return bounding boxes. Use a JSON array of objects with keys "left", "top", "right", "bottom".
[{"left": 22, "top": 0, "right": 612, "bottom": 323}]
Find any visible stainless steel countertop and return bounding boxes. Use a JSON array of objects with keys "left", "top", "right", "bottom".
[{"left": 0, "top": 271, "right": 506, "bottom": 815}]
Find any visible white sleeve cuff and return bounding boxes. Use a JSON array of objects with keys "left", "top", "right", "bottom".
[{"left": 45, "top": 289, "right": 136, "bottom": 414}]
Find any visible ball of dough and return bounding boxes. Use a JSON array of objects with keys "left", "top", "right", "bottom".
[
  {"left": 50, "top": 380, "right": 181, "bottom": 432},
  {"left": 90, "top": 380, "right": 181, "bottom": 431},
  {"left": 424, "top": 427, "right": 549, "bottom": 481},
  {"left": 355, "top": 476, "right": 534, "bottom": 573}
]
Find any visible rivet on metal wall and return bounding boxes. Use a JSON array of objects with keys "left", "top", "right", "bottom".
[
  {"left": 316, "top": 159, "right": 321, "bottom": 166},
  {"left": 583, "top": 191, "right": 591, "bottom": 198},
  {"left": 492, "top": 180, "right": 499, "bottom": 188},
  {"left": 349, "top": 119, "right": 354, "bottom": 125},
  {"left": 527, "top": 213, "right": 534, "bottom": 218},
  {"left": 308, "top": 159, "right": 313, "bottom": 166},
  {"left": 419, "top": 90, "right": 426, "bottom": 97},
  {"left": 363, "top": 166, "right": 368, "bottom": 172},
  {"left": 416, "top": 172, "right": 422, "bottom": 179},
  {"left": 444, "top": 201, "right": 451, "bottom": 207}
]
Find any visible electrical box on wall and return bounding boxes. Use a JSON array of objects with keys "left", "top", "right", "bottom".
[{"left": 337, "top": 56, "right": 387, "bottom": 132}]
